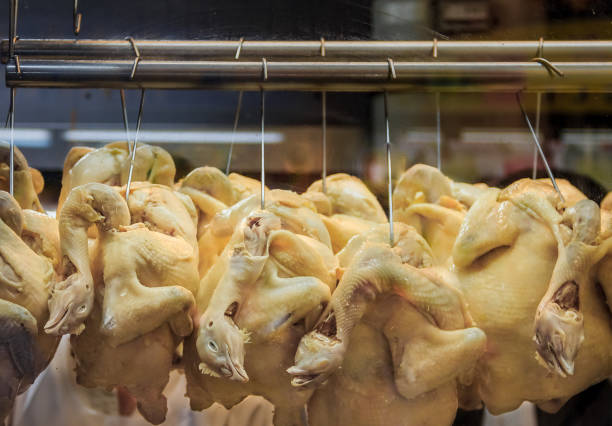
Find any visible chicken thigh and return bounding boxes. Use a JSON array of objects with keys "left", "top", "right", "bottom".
[
  {"left": 0, "top": 191, "right": 60, "bottom": 421},
  {"left": 289, "top": 223, "right": 486, "bottom": 426},
  {"left": 303, "top": 173, "right": 388, "bottom": 252},
  {"left": 45, "top": 182, "right": 199, "bottom": 424}
]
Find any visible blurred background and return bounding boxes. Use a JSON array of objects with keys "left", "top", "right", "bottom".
[
  {"left": 1, "top": 0, "right": 611, "bottom": 212},
  {"left": 1, "top": 1, "right": 612, "bottom": 425}
]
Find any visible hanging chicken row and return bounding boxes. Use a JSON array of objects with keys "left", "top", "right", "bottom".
[{"left": 0, "top": 142, "right": 610, "bottom": 426}]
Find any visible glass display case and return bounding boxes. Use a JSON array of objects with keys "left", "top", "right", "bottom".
[{"left": 0, "top": 1, "right": 611, "bottom": 425}]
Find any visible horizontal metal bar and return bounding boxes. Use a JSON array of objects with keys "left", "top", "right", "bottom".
[
  {"left": 3, "top": 39, "right": 612, "bottom": 63},
  {"left": 7, "top": 59, "right": 612, "bottom": 92}
]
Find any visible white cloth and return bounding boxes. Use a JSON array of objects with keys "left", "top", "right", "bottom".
[{"left": 10, "top": 336, "right": 274, "bottom": 426}]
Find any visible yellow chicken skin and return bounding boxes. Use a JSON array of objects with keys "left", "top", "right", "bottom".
[
  {"left": 288, "top": 223, "right": 486, "bottom": 426},
  {"left": 195, "top": 188, "right": 331, "bottom": 279},
  {"left": 393, "top": 164, "right": 489, "bottom": 265},
  {"left": 0, "top": 191, "right": 60, "bottom": 421},
  {"left": 0, "top": 143, "right": 45, "bottom": 212},
  {"left": 45, "top": 182, "right": 199, "bottom": 424},
  {"left": 184, "top": 209, "right": 337, "bottom": 426},
  {"left": 452, "top": 179, "right": 612, "bottom": 414},
  {"left": 303, "top": 173, "right": 388, "bottom": 253},
  {"left": 596, "top": 193, "right": 612, "bottom": 331},
  {"left": 58, "top": 142, "right": 175, "bottom": 212}
]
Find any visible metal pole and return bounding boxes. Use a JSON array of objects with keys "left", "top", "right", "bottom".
[
  {"left": 383, "top": 91, "right": 394, "bottom": 246},
  {"left": 532, "top": 92, "right": 542, "bottom": 179},
  {"left": 8, "top": 1, "right": 18, "bottom": 58},
  {"left": 321, "top": 91, "right": 327, "bottom": 193},
  {"left": 516, "top": 92, "right": 564, "bottom": 203},
  {"left": 225, "top": 90, "right": 243, "bottom": 175},
  {"left": 125, "top": 89, "right": 145, "bottom": 201},
  {"left": 260, "top": 88, "right": 265, "bottom": 210},
  {"left": 5, "top": 39, "right": 612, "bottom": 62},
  {"left": 7, "top": 60, "right": 612, "bottom": 92}
]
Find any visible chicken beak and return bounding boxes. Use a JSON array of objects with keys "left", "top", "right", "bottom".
[
  {"left": 44, "top": 305, "right": 70, "bottom": 335},
  {"left": 229, "top": 359, "right": 249, "bottom": 383}
]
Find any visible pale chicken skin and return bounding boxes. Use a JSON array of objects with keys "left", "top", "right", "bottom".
[
  {"left": 289, "top": 223, "right": 486, "bottom": 426},
  {"left": 452, "top": 180, "right": 612, "bottom": 414},
  {"left": 45, "top": 182, "right": 199, "bottom": 424},
  {"left": 185, "top": 208, "right": 337, "bottom": 426},
  {"left": 304, "top": 173, "right": 388, "bottom": 253},
  {"left": 0, "top": 191, "right": 60, "bottom": 421},
  {"left": 0, "top": 144, "right": 45, "bottom": 212},
  {"left": 58, "top": 142, "right": 176, "bottom": 212}
]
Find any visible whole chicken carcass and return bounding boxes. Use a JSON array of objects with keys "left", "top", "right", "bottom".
[
  {"left": 45, "top": 182, "right": 199, "bottom": 424},
  {"left": 288, "top": 223, "right": 486, "bottom": 426},
  {"left": 303, "top": 173, "right": 388, "bottom": 252},
  {"left": 452, "top": 179, "right": 612, "bottom": 414},
  {"left": 0, "top": 143, "right": 45, "bottom": 212},
  {"left": 0, "top": 191, "right": 60, "bottom": 421},
  {"left": 184, "top": 205, "right": 337, "bottom": 426},
  {"left": 58, "top": 142, "right": 175, "bottom": 211},
  {"left": 393, "top": 164, "right": 489, "bottom": 265}
]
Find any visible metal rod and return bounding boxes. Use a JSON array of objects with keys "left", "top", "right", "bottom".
[
  {"left": 73, "top": 0, "right": 82, "bottom": 35},
  {"left": 383, "top": 91, "right": 394, "bottom": 246},
  {"left": 8, "top": 1, "right": 18, "bottom": 58},
  {"left": 125, "top": 89, "right": 145, "bottom": 201},
  {"left": 119, "top": 89, "right": 131, "bottom": 155},
  {"left": 532, "top": 92, "right": 542, "bottom": 179},
  {"left": 435, "top": 92, "right": 441, "bottom": 170},
  {"left": 5, "top": 39, "right": 612, "bottom": 62},
  {"left": 260, "top": 88, "right": 265, "bottom": 210},
  {"left": 321, "top": 91, "right": 327, "bottom": 193},
  {"left": 225, "top": 90, "right": 243, "bottom": 175},
  {"left": 8, "top": 88, "right": 15, "bottom": 196},
  {"left": 7, "top": 60, "right": 612, "bottom": 92},
  {"left": 516, "top": 92, "right": 564, "bottom": 203}
]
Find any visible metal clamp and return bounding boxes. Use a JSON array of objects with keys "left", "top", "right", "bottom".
[
  {"left": 235, "top": 37, "right": 245, "bottom": 60},
  {"left": 531, "top": 38, "right": 564, "bottom": 77},
  {"left": 262, "top": 57, "right": 268, "bottom": 81},
  {"left": 387, "top": 58, "right": 397, "bottom": 80},
  {"left": 125, "top": 37, "right": 141, "bottom": 80},
  {"left": 73, "top": 0, "right": 82, "bottom": 35}
]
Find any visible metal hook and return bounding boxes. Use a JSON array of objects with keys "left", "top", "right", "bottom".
[
  {"left": 225, "top": 91, "right": 244, "bottom": 175},
  {"left": 73, "top": 0, "right": 82, "bottom": 35},
  {"left": 435, "top": 92, "right": 442, "bottom": 171},
  {"left": 235, "top": 37, "right": 245, "bottom": 60},
  {"left": 7, "top": 88, "right": 16, "bottom": 196},
  {"left": 387, "top": 58, "right": 397, "bottom": 80},
  {"left": 320, "top": 37, "right": 326, "bottom": 57},
  {"left": 126, "top": 37, "right": 141, "bottom": 80},
  {"left": 262, "top": 58, "right": 268, "bottom": 81},
  {"left": 260, "top": 88, "right": 266, "bottom": 210},
  {"left": 321, "top": 91, "right": 327, "bottom": 194},
  {"left": 125, "top": 89, "right": 145, "bottom": 201},
  {"left": 383, "top": 90, "right": 394, "bottom": 246},
  {"left": 9, "top": 0, "right": 19, "bottom": 59},
  {"left": 119, "top": 89, "right": 132, "bottom": 155},
  {"left": 531, "top": 92, "right": 542, "bottom": 179},
  {"left": 432, "top": 37, "right": 438, "bottom": 59},
  {"left": 516, "top": 92, "right": 564, "bottom": 203},
  {"left": 530, "top": 57, "right": 564, "bottom": 78}
]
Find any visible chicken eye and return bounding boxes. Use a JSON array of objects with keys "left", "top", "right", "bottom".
[
  {"left": 208, "top": 341, "right": 218, "bottom": 352},
  {"left": 77, "top": 305, "right": 87, "bottom": 314}
]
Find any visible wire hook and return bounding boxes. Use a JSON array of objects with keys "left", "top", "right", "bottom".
[
  {"left": 73, "top": 0, "right": 82, "bottom": 35},
  {"left": 435, "top": 92, "right": 442, "bottom": 171},
  {"left": 432, "top": 37, "right": 439, "bottom": 59},
  {"left": 260, "top": 88, "right": 266, "bottom": 210},
  {"left": 125, "top": 89, "right": 145, "bottom": 201},
  {"left": 383, "top": 90, "right": 394, "bottom": 246},
  {"left": 126, "top": 37, "right": 141, "bottom": 80},
  {"left": 531, "top": 92, "right": 542, "bottom": 179},
  {"left": 516, "top": 92, "right": 564, "bottom": 203},
  {"left": 321, "top": 37, "right": 328, "bottom": 193},
  {"left": 387, "top": 58, "right": 397, "bottom": 80},
  {"left": 225, "top": 91, "right": 244, "bottom": 175},
  {"left": 119, "top": 89, "right": 132, "bottom": 155},
  {"left": 262, "top": 58, "right": 268, "bottom": 81},
  {"left": 6, "top": 88, "right": 16, "bottom": 196}
]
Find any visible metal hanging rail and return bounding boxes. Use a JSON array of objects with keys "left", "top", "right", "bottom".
[{"left": 4, "top": 39, "right": 612, "bottom": 92}]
